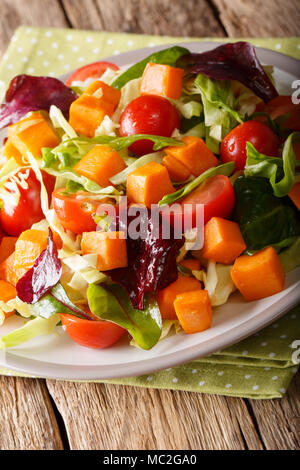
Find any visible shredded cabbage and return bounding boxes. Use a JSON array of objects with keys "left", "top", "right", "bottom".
[
  {"left": 113, "top": 78, "right": 142, "bottom": 122},
  {"left": 95, "top": 115, "right": 119, "bottom": 137},
  {"left": 0, "top": 314, "right": 60, "bottom": 349},
  {"left": 193, "top": 261, "right": 236, "bottom": 306},
  {"left": 49, "top": 105, "right": 77, "bottom": 138}
]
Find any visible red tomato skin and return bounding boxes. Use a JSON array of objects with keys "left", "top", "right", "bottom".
[
  {"left": 61, "top": 314, "right": 126, "bottom": 349},
  {"left": 0, "top": 168, "right": 55, "bottom": 237},
  {"left": 163, "top": 175, "right": 235, "bottom": 229},
  {"left": 256, "top": 95, "right": 300, "bottom": 131},
  {"left": 220, "top": 121, "right": 279, "bottom": 171},
  {"left": 65, "top": 61, "right": 119, "bottom": 86},
  {"left": 119, "top": 95, "right": 181, "bottom": 156},
  {"left": 52, "top": 189, "right": 99, "bottom": 234}
]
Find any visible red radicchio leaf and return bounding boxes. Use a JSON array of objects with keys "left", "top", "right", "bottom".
[
  {"left": 105, "top": 208, "right": 184, "bottom": 310},
  {"left": 176, "top": 42, "right": 278, "bottom": 103},
  {"left": 16, "top": 229, "right": 62, "bottom": 304},
  {"left": 0, "top": 74, "right": 77, "bottom": 129}
]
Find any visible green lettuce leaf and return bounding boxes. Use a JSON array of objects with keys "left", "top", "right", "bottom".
[
  {"left": 158, "top": 162, "right": 235, "bottom": 206},
  {"left": 112, "top": 46, "right": 189, "bottom": 89},
  {"left": 244, "top": 132, "right": 300, "bottom": 197},
  {"left": 0, "top": 314, "right": 60, "bottom": 349},
  {"left": 233, "top": 176, "right": 300, "bottom": 253},
  {"left": 87, "top": 283, "right": 162, "bottom": 350}
]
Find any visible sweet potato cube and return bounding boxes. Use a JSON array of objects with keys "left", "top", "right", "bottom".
[
  {"left": 69, "top": 94, "right": 115, "bottom": 137},
  {"left": 179, "top": 259, "right": 201, "bottom": 271},
  {"left": 81, "top": 231, "right": 128, "bottom": 271},
  {"left": 0, "top": 280, "right": 17, "bottom": 303},
  {"left": 231, "top": 247, "right": 285, "bottom": 301},
  {"left": 14, "top": 230, "right": 48, "bottom": 272},
  {"left": 162, "top": 154, "right": 191, "bottom": 182},
  {"left": 9, "top": 112, "right": 59, "bottom": 158},
  {"left": 0, "top": 237, "right": 18, "bottom": 264},
  {"left": 202, "top": 217, "right": 246, "bottom": 264},
  {"left": 0, "top": 253, "right": 27, "bottom": 287},
  {"left": 74, "top": 145, "right": 126, "bottom": 187},
  {"left": 2, "top": 139, "right": 24, "bottom": 166},
  {"left": 141, "top": 63, "right": 184, "bottom": 100},
  {"left": 165, "top": 136, "right": 218, "bottom": 176},
  {"left": 174, "top": 289, "right": 212, "bottom": 334},
  {"left": 288, "top": 182, "right": 300, "bottom": 210},
  {"left": 127, "top": 161, "right": 175, "bottom": 207},
  {"left": 156, "top": 275, "right": 202, "bottom": 320},
  {"left": 85, "top": 80, "right": 121, "bottom": 108}
]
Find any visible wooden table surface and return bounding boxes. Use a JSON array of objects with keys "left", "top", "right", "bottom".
[{"left": 0, "top": 0, "right": 299, "bottom": 451}]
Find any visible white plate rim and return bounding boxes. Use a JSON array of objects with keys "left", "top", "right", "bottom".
[{"left": 1, "top": 41, "right": 300, "bottom": 380}]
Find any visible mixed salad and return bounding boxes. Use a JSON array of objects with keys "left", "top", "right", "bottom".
[{"left": 0, "top": 42, "right": 299, "bottom": 351}]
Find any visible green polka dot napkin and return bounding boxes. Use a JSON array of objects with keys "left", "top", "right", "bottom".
[{"left": 0, "top": 27, "right": 299, "bottom": 399}]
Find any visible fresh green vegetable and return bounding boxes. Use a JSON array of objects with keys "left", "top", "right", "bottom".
[
  {"left": 87, "top": 283, "right": 162, "bottom": 350},
  {"left": 244, "top": 132, "right": 300, "bottom": 197},
  {"left": 279, "top": 237, "right": 300, "bottom": 272},
  {"left": 112, "top": 46, "right": 189, "bottom": 89},
  {"left": 0, "top": 314, "right": 60, "bottom": 349},
  {"left": 233, "top": 176, "right": 300, "bottom": 253},
  {"left": 31, "top": 283, "right": 90, "bottom": 320},
  {"left": 158, "top": 161, "right": 235, "bottom": 206},
  {"left": 110, "top": 151, "right": 164, "bottom": 185}
]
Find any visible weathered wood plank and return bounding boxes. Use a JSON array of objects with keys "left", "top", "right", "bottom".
[
  {"left": 0, "top": 376, "right": 63, "bottom": 450},
  {"left": 46, "top": 380, "right": 263, "bottom": 450},
  {"left": 0, "top": 0, "right": 68, "bottom": 58},
  {"left": 212, "top": 0, "right": 300, "bottom": 37},
  {"left": 61, "top": 0, "right": 226, "bottom": 37},
  {"left": 249, "top": 372, "right": 300, "bottom": 450}
]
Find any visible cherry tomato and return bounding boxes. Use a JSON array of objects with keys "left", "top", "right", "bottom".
[
  {"left": 66, "top": 61, "right": 119, "bottom": 86},
  {"left": 119, "top": 95, "right": 180, "bottom": 156},
  {"left": 256, "top": 95, "right": 300, "bottom": 131},
  {"left": 61, "top": 314, "right": 125, "bottom": 349},
  {"left": 220, "top": 121, "right": 279, "bottom": 170},
  {"left": 52, "top": 189, "right": 102, "bottom": 234},
  {"left": 0, "top": 168, "right": 55, "bottom": 237},
  {"left": 162, "top": 175, "right": 235, "bottom": 229}
]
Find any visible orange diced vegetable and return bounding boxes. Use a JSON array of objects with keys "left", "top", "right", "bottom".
[
  {"left": 288, "top": 182, "right": 300, "bottom": 210},
  {"left": 69, "top": 94, "right": 115, "bottom": 138},
  {"left": 84, "top": 80, "right": 121, "bottom": 108},
  {"left": 0, "top": 237, "right": 18, "bottom": 264},
  {"left": 174, "top": 289, "right": 212, "bottom": 334},
  {"left": 14, "top": 230, "right": 48, "bottom": 272},
  {"left": 0, "top": 280, "right": 17, "bottom": 303},
  {"left": 162, "top": 153, "right": 191, "bottom": 182},
  {"left": 2, "top": 139, "right": 24, "bottom": 166},
  {"left": 141, "top": 62, "right": 184, "bottom": 100},
  {"left": 8, "top": 112, "right": 59, "bottom": 158},
  {"left": 127, "top": 161, "right": 175, "bottom": 207},
  {"left": 165, "top": 136, "right": 218, "bottom": 176},
  {"left": 156, "top": 275, "right": 202, "bottom": 320},
  {"left": 202, "top": 217, "right": 246, "bottom": 264},
  {"left": 81, "top": 231, "right": 128, "bottom": 271},
  {"left": 180, "top": 259, "right": 201, "bottom": 271},
  {"left": 231, "top": 246, "right": 285, "bottom": 301},
  {"left": 0, "top": 253, "right": 26, "bottom": 287},
  {"left": 74, "top": 145, "right": 126, "bottom": 187}
]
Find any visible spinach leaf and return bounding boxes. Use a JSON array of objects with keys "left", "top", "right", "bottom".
[
  {"left": 158, "top": 162, "right": 235, "bottom": 206},
  {"left": 233, "top": 176, "right": 300, "bottom": 252},
  {"left": 31, "top": 283, "right": 92, "bottom": 320},
  {"left": 88, "top": 283, "right": 162, "bottom": 350},
  {"left": 244, "top": 132, "right": 300, "bottom": 197},
  {"left": 112, "top": 46, "right": 189, "bottom": 89}
]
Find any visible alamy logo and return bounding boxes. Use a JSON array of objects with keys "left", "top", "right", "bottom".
[
  {"left": 291, "top": 340, "right": 300, "bottom": 365},
  {"left": 291, "top": 80, "right": 300, "bottom": 105}
]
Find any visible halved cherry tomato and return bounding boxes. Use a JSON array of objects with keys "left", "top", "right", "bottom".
[
  {"left": 0, "top": 168, "right": 55, "bottom": 237},
  {"left": 256, "top": 95, "right": 300, "bottom": 131},
  {"left": 119, "top": 95, "right": 180, "bottom": 156},
  {"left": 162, "top": 175, "right": 235, "bottom": 229},
  {"left": 220, "top": 121, "right": 279, "bottom": 170},
  {"left": 52, "top": 189, "right": 102, "bottom": 234},
  {"left": 61, "top": 313, "right": 125, "bottom": 349},
  {"left": 65, "top": 61, "right": 119, "bottom": 86}
]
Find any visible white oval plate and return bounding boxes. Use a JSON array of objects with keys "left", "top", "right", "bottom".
[{"left": 0, "top": 42, "right": 299, "bottom": 380}]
